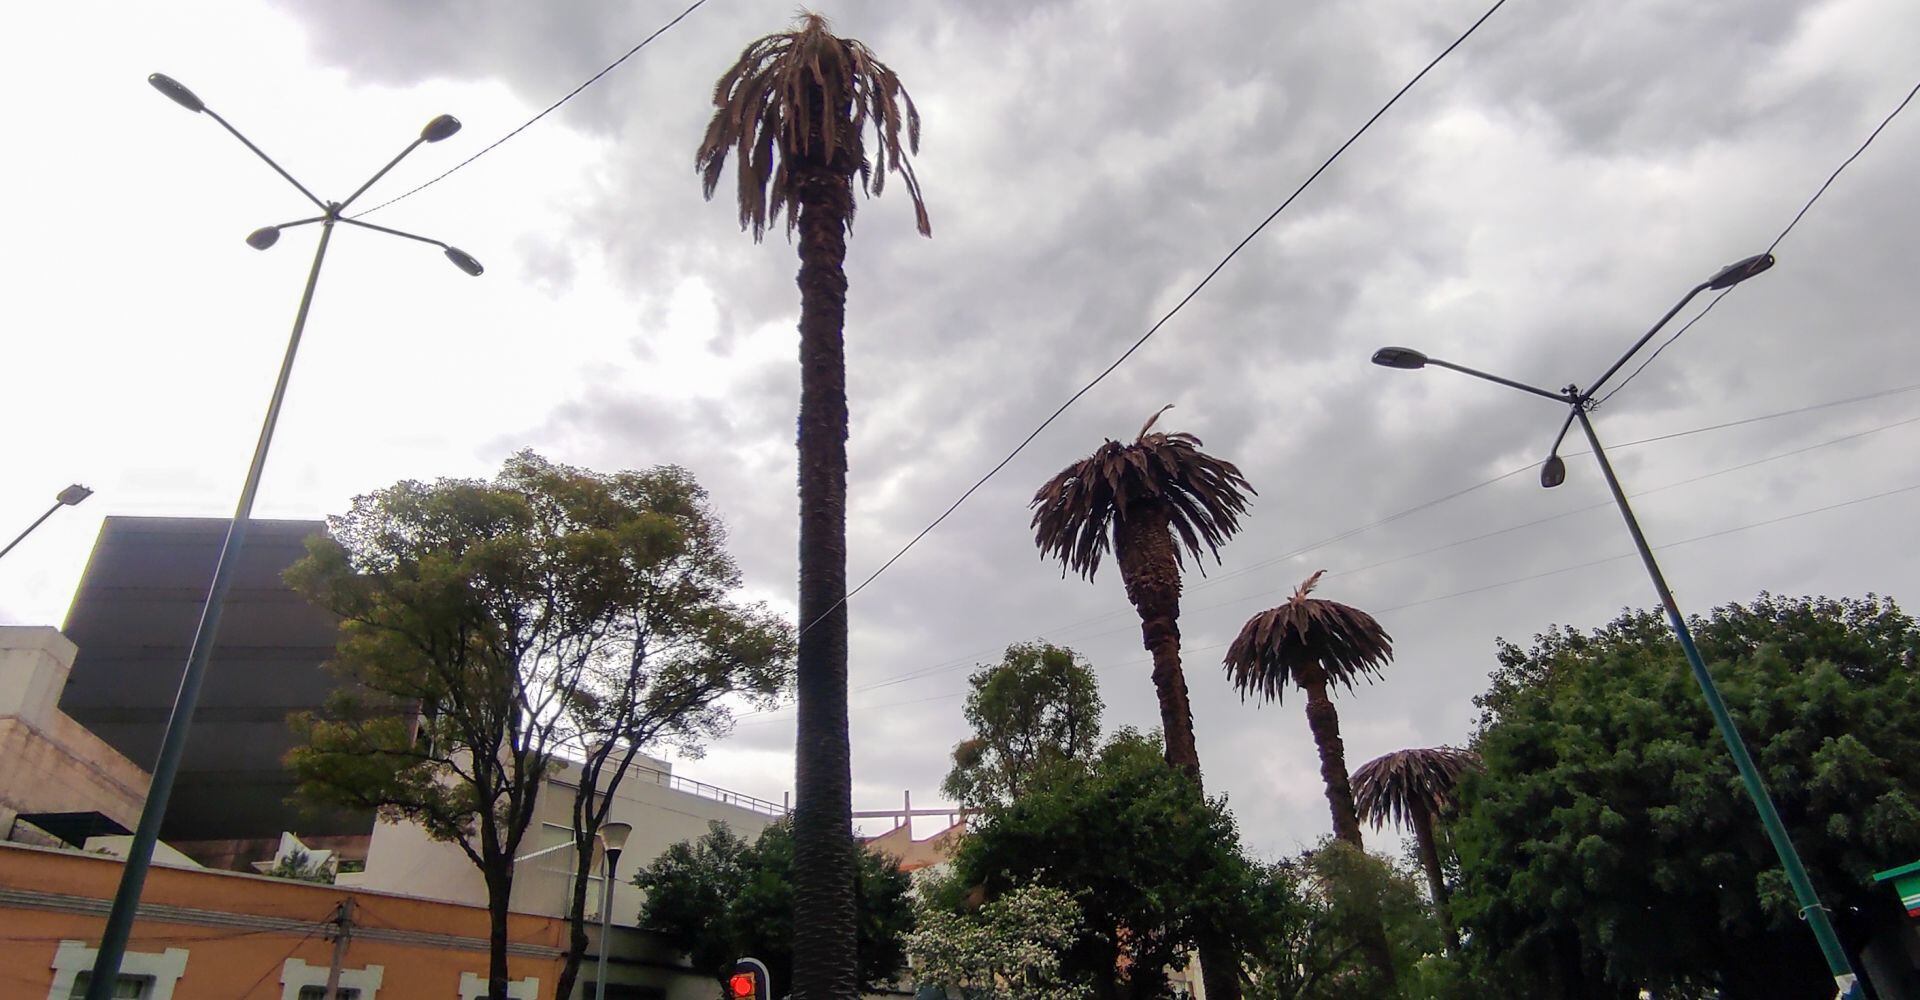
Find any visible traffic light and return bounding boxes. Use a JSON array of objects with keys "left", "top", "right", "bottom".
[{"left": 728, "top": 957, "right": 770, "bottom": 1000}]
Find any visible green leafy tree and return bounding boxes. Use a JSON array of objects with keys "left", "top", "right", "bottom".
[
  {"left": 697, "top": 15, "right": 932, "bottom": 997},
  {"left": 284, "top": 452, "right": 790, "bottom": 999},
  {"left": 952, "top": 729, "right": 1266, "bottom": 1000},
  {"left": 907, "top": 881, "right": 1091, "bottom": 1000},
  {"left": 942, "top": 642, "right": 1104, "bottom": 808},
  {"left": 1244, "top": 841, "right": 1445, "bottom": 1000},
  {"left": 1451, "top": 593, "right": 1920, "bottom": 999},
  {"left": 633, "top": 820, "right": 915, "bottom": 998}
]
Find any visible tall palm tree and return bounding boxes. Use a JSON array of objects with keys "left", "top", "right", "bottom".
[
  {"left": 1031, "top": 407, "right": 1251, "bottom": 1000},
  {"left": 698, "top": 14, "right": 929, "bottom": 999},
  {"left": 1354, "top": 746, "right": 1481, "bottom": 951},
  {"left": 1030, "top": 406, "right": 1253, "bottom": 777},
  {"left": 1223, "top": 571, "right": 1396, "bottom": 985}
]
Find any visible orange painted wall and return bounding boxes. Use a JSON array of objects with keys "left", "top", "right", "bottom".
[{"left": 0, "top": 841, "right": 567, "bottom": 998}]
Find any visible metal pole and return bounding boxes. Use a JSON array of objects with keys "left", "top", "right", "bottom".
[
  {"left": 1572, "top": 406, "right": 1861, "bottom": 998},
  {"left": 595, "top": 847, "right": 622, "bottom": 1000},
  {"left": 85, "top": 214, "right": 337, "bottom": 1000},
  {"left": 0, "top": 501, "right": 64, "bottom": 561}
]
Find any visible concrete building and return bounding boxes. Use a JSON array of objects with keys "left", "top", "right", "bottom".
[
  {"left": 0, "top": 627, "right": 149, "bottom": 849},
  {"left": 57, "top": 516, "right": 368, "bottom": 863}
]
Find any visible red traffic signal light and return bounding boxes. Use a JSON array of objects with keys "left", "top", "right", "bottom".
[{"left": 728, "top": 958, "right": 770, "bottom": 1000}]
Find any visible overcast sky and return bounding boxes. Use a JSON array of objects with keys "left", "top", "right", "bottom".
[{"left": 3, "top": 0, "right": 1917, "bottom": 858}]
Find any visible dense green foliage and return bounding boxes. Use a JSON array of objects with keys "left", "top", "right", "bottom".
[
  {"left": 1244, "top": 842, "right": 1445, "bottom": 1000},
  {"left": 951, "top": 729, "right": 1268, "bottom": 998},
  {"left": 1451, "top": 594, "right": 1920, "bottom": 999},
  {"left": 633, "top": 821, "right": 915, "bottom": 996},
  {"left": 942, "top": 642, "right": 1104, "bottom": 808},
  {"left": 907, "top": 882, "right": 1090, "bottom": 1000}
]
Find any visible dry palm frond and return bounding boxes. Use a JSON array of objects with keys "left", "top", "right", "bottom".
[
  {"left": 1222, "top": 571, "right": 1393, "bottom": 702},
  {"left": 1352, "top": 746, "right": 1481, "bottom": 830},
  {"left": 696, "top": 11, "right": 930, "bottom": 241},
  {"left": 1029, "top": 409, "right": 1254, "bottom": 581}
]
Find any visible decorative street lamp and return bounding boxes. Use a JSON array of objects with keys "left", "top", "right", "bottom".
[
  {"left": 1370, "top": 252, "right": 1864, "bottom": 999},
  {"left": 85, "top": 74, "right": 484, "bottom": 1000},
  {"left": 0, "top": 485, "right": 93, "bottom": 562},
  {"left": 594, "top": 821, "right": 635, "bottom": 1000}
]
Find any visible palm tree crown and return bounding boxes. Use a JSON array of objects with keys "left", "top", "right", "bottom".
[
  {"left": 1222, "top": 570, "right": 1392, "bottom": 702},
  {"left": 1353, "top": 746, "right": 1480, "bottom": 831},
  {"left": 1030, "top": 406, "right": 1253, "bottom": 580},
  {"left": 697, "top": 12, "right": 929, "bottom": 241}
]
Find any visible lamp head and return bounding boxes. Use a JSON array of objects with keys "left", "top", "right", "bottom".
[
  {"left": 245, "top": 226, "right": 281, "bottom": 251},
  {"left": 148, "top": 74, "right": 205, "bottom": 114},
  {"left": 1705, "top": 252, "right": 1775, "bottom": 290},
  {"left": 421, "top": 114, "right": 462, "bottom": 143},
  {"left": 444, "top": 246, "right": 484, "bottom": 276},
  {"left": 1539, "top": 454, "right": 1567, "bottom": 489},
  {"left": 57, "top": 485, "right": 93, "bottom": 506},
  {"left": 600, "top": 821, "right": 633, "bottom": 855},
  {"left": 1371, "top": 346, "right": 1429, "bottom": 370}
]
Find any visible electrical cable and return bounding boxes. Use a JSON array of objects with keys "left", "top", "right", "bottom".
[
  {"left": 235, "top": 921, "right": 326, "bottom": 999},
  {"left": 796, "top": 0, "right": 1515, "bottom": 639},
  {"left": 350, "top": 0, "right": 715, "bottom": 219},
  {"left": 1595, "top": 78, "right": 1920, "bottom": 406}
]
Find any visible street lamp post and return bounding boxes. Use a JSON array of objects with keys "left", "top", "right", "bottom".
[
  {"left": 595, "top": 821, "right": 634, "bottom": 1000},
  {"left": 0, "top": 485, "right": 93, "bottom": 562},
  {"left": 1370, "top": 252, "right": 1863, "bottom": 999},
  {"left": 83, "top": 74, "right": 484, "bottom": 1000}
]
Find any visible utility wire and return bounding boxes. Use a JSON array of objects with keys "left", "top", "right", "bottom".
[
  {"left": 1595, "top": 77, "right": 1920, "bottom": 406},
  {"left": 798, "top": 0, "right": 1514, "bottom": 639},
  {"left": 742, "top": 400, "right": 1920, "bottom": 716},
  {"left": 350, "top": 0, "right": 715, "bottom": 219}
]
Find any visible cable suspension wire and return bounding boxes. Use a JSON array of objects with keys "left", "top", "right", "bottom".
[
  {"left": 1595, "top": 77, "right": 1920, "bottom": 406},
  {"left": 739, "top": 401, "right": 1920, "bottom": 715},
  {"left": 350, "top": 0, "right": 715, "bottom": 219},
  {"left": 793, "top": 0, "right": 1514, "bottom": 640}
]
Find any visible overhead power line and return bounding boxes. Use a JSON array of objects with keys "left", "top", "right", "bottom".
[
  {"left": 351, "top": 0, "right": 715, "bottom": 218},
  {"left": 1595, "top": 76, "right": 1920, "bottom": 406},
  {"left": 740, "top": 397, "right": 1920, "bottom": 719},
  {"left": 798, "top": 0, "right": 1515, "bottom": 639}
]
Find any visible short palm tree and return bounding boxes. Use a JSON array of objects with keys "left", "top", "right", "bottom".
[
  {"left": 1030, "top": 406, "right": 1253, "bottom": 778},
  {"left": 1222, "top": 571, "right": 1391, "bottom": 844},
  {"left": 1354, "top": 746, "right": 1480, "bottom": 951},
  {"left": 697, "top": 14, "right": 929, "bottom": 1000},
  {"left": 1225, "top": 571, "right": 1397, "bottom": 983}
]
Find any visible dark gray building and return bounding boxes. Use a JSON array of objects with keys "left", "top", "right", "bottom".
[{"left": 58, "top": 516, "right": 370, "bottom": 849}]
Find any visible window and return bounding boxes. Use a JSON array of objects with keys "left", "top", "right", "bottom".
[
  {"left": 66, "top": 973, "right": 153, "bottom": 999},
  {"left": 297, "top": 988, "right": 361, "bottom": 1000}
]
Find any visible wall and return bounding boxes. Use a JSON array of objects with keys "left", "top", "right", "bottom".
[
  {"left": 0, "top": 627, "right": 149, "bottom": 845},
  {"left": 0, "top": 840, "right": 566, "bottom": 998}
]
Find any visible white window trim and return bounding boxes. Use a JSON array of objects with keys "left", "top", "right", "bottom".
[
  {"left": 456, "top": 971, "right": 541, "bottom": 999},
  {"left": 280, "top": 957, "right": 384, "bottom": 1000},
  {"left": 47, "top": 940, "right": 189, "bottom": 1000}
]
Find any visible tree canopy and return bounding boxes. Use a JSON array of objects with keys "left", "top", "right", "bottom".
[
  {"left": 941, "top": 641, "right": 1104, "bottom": 809},
  {"left": 1451, "top": 593, "right": 1920, "bottom": 999},
  {"left": 632, "top": 820, "right": 914, "bottom": 996}
]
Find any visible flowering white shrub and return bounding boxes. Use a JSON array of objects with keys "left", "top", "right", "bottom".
[{"left": 906, "top": 883, "right": 1091, "bottom": 1000}]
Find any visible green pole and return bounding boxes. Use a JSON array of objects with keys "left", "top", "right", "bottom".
[{"left": 1574, "top": 408, "right": 1860, "bottom": 998}]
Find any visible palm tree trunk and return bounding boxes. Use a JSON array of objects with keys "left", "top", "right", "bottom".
[
  {"left": 789, "top": 149, "right": 859, "bottom": 1000},
  {"left": 1114, "top": 512, "right": 1241, "bottom": 1000},
  {"left": 1301, "top": 673, "right": 1363, "bottom": 847},
  {"left": 1301, "top": 673, "right": 1396, "bottom": 987},
  {"left": 1115, "top": 511, "right": 1200, "bottom": 776},
  {"left": 1411, "top": 805, "right": 1459, "bottom": 952}
]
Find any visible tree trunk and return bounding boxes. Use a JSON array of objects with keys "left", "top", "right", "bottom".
[
  {"left": 789, "top": 142, "right": 859, "bottom": 1000},
  {"left": 1113, "top": 512, "right": 1241, "bottom": 1000},
  {"left": 554, "top": 828, "right": 597, "bottom": 1000},
  {"left": 1114, "top": 510, "right": 1200, "bottom": 776},
  {"left": 484, "top": 862, "right": 514, "bottom": 1000},
  {"left": 1301, "top": 673, "right": 1363, "bottom": 847},
  {"left": 1411, "top": 805, "right": 1459, "bottom": 952},
  {"left": 1301, "top": 673, "right": 1395, "bottom": 988}
]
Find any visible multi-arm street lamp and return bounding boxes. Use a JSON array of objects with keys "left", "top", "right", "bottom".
[
  {"left": 84, "top": 74, "right": 484, "bottom": 1000},
  {"left": 1370, "top": 252, "right": 1864, "bottom": 999},
  {"left": 0, "top": 485, "right": 93, "bottom": 562}
]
